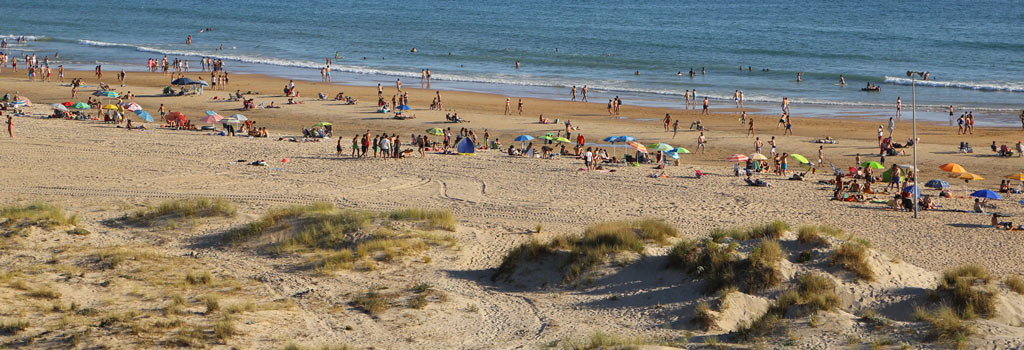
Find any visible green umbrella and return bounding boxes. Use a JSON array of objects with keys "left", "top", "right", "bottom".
[
  {"left": 861, "top": 161, "right": 884, "bottom": 169},
  {"left": 674, "top": 147, "right": 691, "bottom": 154},
  {"left": 70, "top": 102, "right": 91, "bottom": 109},
  {"left": 426, "top": 128, "right": 444, "bottom": 136},
  {"left": 554, "top": 137, "right": 572, "bottom": 143},
  {"left": 648, "top": 143, "right": 674, "bottom": 152},
  {"left": 539, "top": 135, "right": 554, "bottom": 141},
  {"left": 789, "top": 154, "right": 809, "bottom": 163},
  {"left": 312, "top": 122, "right": 332, "bottom": 127}
]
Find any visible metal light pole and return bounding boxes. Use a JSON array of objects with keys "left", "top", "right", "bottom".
[{"left": 907, "top": 71, "right": 928, "bottom": 219}]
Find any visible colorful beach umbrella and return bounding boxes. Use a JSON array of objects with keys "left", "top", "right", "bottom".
[
  {"left": 14, "top": 97, "right": 31, "bottom": 106},
  {"left": 673, "top": 147, "right": 691, "bottom": 154},
  {"left": 194, "top": 80, "right": 209, "bottom": 87},
  {"left": 789, "top": 154, "right": 809, "bottom": 164},
  {"left": 626, "top": 141, "right": 647, "bottom": 153},
  {"left": 617, "top": 136, "right": 636, "bottom": 143},
  {"left": 426, "top": 128, "right": 444, "bottom": 136},
  {"left": 50, "top": 103, "right": 68, "bottom": 111},
  {"left": 648, "top": 143, "right": 674, "bottom": 152},
  {"left": 959, "top": 173, "right": 984, "bottom": 182},
  {"left": 1005, "top": 173, "right": 1024, "bottom": 181},
  {"left": 225, "top": 114, "right": 248, "bottom": 123},
  {"left": 513, "top": 135, "right": 533, "bottom": 142},
  {"left": 122, "top": 102, "right": 142, "bottom": 111},
  {"left": 924, "top": 179, "right": 950, "bottom": 189},
  {"left": 726, "top": 154, "right": 749, "bottom": 162},
  {"left": 939, "top": 163, "right": 966, "bottom": 174},
  {"left": 554, "top": 137, "right": 572, "bottom": 143},
  {"left": 539, "top": 135, "right": 554, "bottom": 141},
  {"left": 749, "top": 153, "right": 768, "bottom": 160},
  {"left": 93, "top": 91, "right": 119, "bottom": 98},
  {"left": 165, "top": 111, "right": 187, "bottom": 123},
  {"left": 200, "top": 114, "right": 223, "bottom": 124},
  {"left": 603, "top": 136, "right": 620, "bottom": 143},
  {"left": 61, "top": 101, "right": 75, "bottom": 107},
  {"left": 396, "top": 105, "right": 411, "bottom": 110},
  {"left": 861, "top": 161, "right": 884, "bottom": 169},
  {"left": 70, "top": 102, "right": 90, "bottom": 109},
  {"left": 102, "top": 104, "right": 121, "bottom": 110},
  {"left": 902, "top": 185, "right": 922, "bottom": 196},
  {"left": 133, "top": 110, "right": 154, "bottom": 122},
  {"left": 971, "top": 189, "right": 1002, "bottom": 200}
]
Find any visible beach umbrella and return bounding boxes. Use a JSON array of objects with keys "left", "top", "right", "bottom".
[
  {"left": 789, "top": 154, "right": 809, "bottom": 164},
  {"left": 539, "top": 135, "right": 554, "bottom": 141},
  {"left": 750, "top": 153, "right": 768, "bottom": 160},
  {"left": 396, "top": 105, "right": 411, "bottom": 110},
  {"left": 626, "top": 141, "right": 647, "bottom": 153},
  {"left": 9, "top": 101, "right": 26, "bottom": 107},
  {"left": 93, "top": 91, "right": 119, "bottom": 98},
  {"left": 554, "top": 137, "right": 572, "bottom": 143},
  {"left": 513, "top": 135, "right": 533, "bottom": 142},
  {"left": 897, "top": 164, "right": 918, "bottom": 172},
  {"left": 674, "top": 147, "right": 691, "bottom": 154},
  {"left": 603, "top": 136, "right": 619, "bottom": 143},
  {"left": 171, "top": 78, "right": 195, "bottom": 85},
  {"left": 133, "top": 110, "right": 154, "bottom": 122},
  {"left": 70, "top": 102, "right": 91, "bottom": 109},
  {"left": 726, "top": 154, "right": 749, "bottom": 162},
  {"left": 1005, "top": 173, "right": 1024, "bottom": 181},
  {"left": 122, "top": 102, "right": 142, "bottom": 111},
  {"left": 861, "top": 161, "right": 884, "bottom": 169},
  {"left": 193, "top": 80, "right": 209, "bottom": 87},
  {"left": 312, "top": 122, "right": 332, "bottom": 128},
  {"left": 102, "top": 104, "right": 121, "bottom": 110},
  {"left": 61, "top": 101, "right": 75, "bottom": 107},
  {"left": 971, "top": 189, "right": 1002, "bottom": 200},
  {"left": 902, "top": 185, "right": 922, "bottom": 197},
  {"left": 959, "top": 173, "right": 984, "bottom": 182},
  {"left": 200, "top": 114, "right": 223, "bottom": 124},
  {"left": 648, "top": 143, "right": 674, "bottom": 152},
  {"left": 50, "top": 103, "right": 68, "bottom": 111},
  {"left": 617, "top": 136, "right": 636, "bottom": 143},
  {"left": 939, "top": 163, "right": 966, "bottom": 174},
  {"left": 925, "top": 179, "right": 950, "bottom": 189},
  {"left": 224, "top": 114, "right": 248, "bottom": 123},
  {"left": 14, "top": 97, "right": 31, "bottom": 106},
  {"left": 165, "top": 111, "right": 186, "bottom": 123},
  {"left": 665, "top": 151, "right": 681, "bottom": 160},
  {"left": 425, "top": 128, "right": 444, "bottom": 136}
]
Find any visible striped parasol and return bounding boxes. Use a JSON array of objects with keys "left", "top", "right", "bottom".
[
  {"left": 726, "top": 154, "right": 749, "bottom": 162},
  {"left": 626, "top": 141, "right": 647, "bottom": 153}
]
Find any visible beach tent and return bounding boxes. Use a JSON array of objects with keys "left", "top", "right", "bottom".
[
  {"left": 925, "top": 179, "right": 949, "bottom": 189},
  {"left": 456, "top": 137, "right": 476, "bottom": 154}
]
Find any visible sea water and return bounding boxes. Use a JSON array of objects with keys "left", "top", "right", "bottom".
[{"left": 2, "top": 0, "right": 1022, "bottom": 125}]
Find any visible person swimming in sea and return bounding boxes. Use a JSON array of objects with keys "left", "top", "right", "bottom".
[{"left": 839, "top": 75, "right": 847, "bottom": 85}]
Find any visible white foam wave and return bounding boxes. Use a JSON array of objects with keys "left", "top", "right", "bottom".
[
  {"left": 884, "top": 76, "right": 1024, "bottom": 93},
  {"left": 0, "top": 34, "right": 47, "bottom": 40},
  {"left": 78, "top": 39, "right": 136, "bottom": 48}
]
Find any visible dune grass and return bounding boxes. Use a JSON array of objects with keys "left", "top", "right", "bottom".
[
  {"left": 831, "top": 241, "right": 874, "bottom": 281},
  {"left": 915, "top": 306, "right": 973, "bottom": 348},
  {"left": 223, "top": 204, "right": 457, "bottom": 273},
  {"left": 213, "top": 316, "right": 234, "bottom": 340},
  {"left": 492, "top": 239, "right": 554, "bottom": 281},
  {"left": 0, "top": 202, "right": 78, "bottom": 232},
  {"left": 745, "top": 239, "right": 785, "bottom": 293},
  {"left": 935, "top": 264, "right": 996, "bottom": 319},
  {"left": 738, "top": 272, "right": 838, "bottom": 342},
  {"left": 125, "top": 198, "right": 236, "bottom": 227},
  {"left": 692, "top": 301, "right": 718, "bottom": 331},
  {"left": 796, "top": 224, "right": 843, "bottom": 246},
  {"left": 547, "top": 331, "right": 644, "bottom": 350},
  {"left": 0, "top": 319, "right": 29, "bottom": 335},
  {"left": 666, "top": 237, "right": 791, "bottom": 294},
  {"left": 282, "top": 343, "right": 353, "bottom": 350},
  {"left": 352, "top": 291, "right": 397, "bottom": 315},
  {"left": 1005, "top": 276, "right": 1024, "bottom": 295},
  {"left": 711, "top": 220, "right": 789, "bottom": 242}
]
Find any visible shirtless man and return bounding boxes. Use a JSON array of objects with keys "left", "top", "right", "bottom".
[
  {"left": 769, "top": 136, "right": 777, "bottom": 157},
  {"left": 733, "top": 90, "right": 740, "bottom": 108},
  {"left": 684, "top": 89, "right": 691, "bottom": 107},
  {"left": 701, "top": 97, "right": 709, "bottom": 115},
  {"left": 696, "top": 132, "right": 706, "bottom": 153},
  {"left": 754, "top": 137, "right": 763, "bottom": 153},
  {"left": 377, "top": 83, "right": 383, "bottom": 98},
  {"left": 581, "top": 85, "right": 588, "bottom": 102},
  {"left": 747, "top": 118, "right": 755, "bottom": 137},
  {"left": 570, "top": 86, "right": 577, "bottom": 101},
  {"left": 396, "top": 79, "right": 402, "bottom": 92}
]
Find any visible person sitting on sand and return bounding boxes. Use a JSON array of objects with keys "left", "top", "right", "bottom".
[
  {"left": 920, "top": 195, "right": 936, "bottom": 210},
  {"left": 974, "top": 198, "right": 985, "bottom": 213},
  {"left": 539, "top": 114, "right": 551, "bottom": 124},
  {"left": 993, "top": 213, "right": 1013, "bottom": 230}
]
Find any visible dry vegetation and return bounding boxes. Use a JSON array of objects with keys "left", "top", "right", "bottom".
[
  {"left": 123, "top": 197, "right": 237, "bottom": 227},
  {"left": 831, "top": 241, "right": 874, "bottom": 281},
  {"left": 0, "top": 202, "right": 78, "bottom": 237},
  {"left": 666, "top": 222, "right": 790, "bottom": 294},
  {"left": 711, "top": 220, "right": 790, "bottom": 242}
]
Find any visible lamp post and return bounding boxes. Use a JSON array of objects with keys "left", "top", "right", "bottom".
[{"left": 906, "top": 71, "right": 928, "bottom": 219}]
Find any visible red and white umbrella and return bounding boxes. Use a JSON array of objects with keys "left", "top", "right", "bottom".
[
  {"left": 200, "top": 113, "right": 223, "bottom": 124},
  {"left": 726, "top": 154, "right": 749, "bottom": 162},
  {"left": 122, "top": 102, "right": 142, "bottom": 111}
]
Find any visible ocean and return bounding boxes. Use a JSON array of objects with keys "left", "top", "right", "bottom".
[{"left": 2, "top": 0, "right": 1023, "bottom": 125}]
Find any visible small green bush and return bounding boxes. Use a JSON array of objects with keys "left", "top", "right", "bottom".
[{"left": 831, "top": 241, "right": 874, "bottom": 281}]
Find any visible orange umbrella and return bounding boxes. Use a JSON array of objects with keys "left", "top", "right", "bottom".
[
  {"left": 959, "top": 173, "right": 984, "bottom": 181},
  {"left": 165, "top": 111, "right": 187, "bottom": 123},
  {"left": 939, "top": 163, "right": 966, "bottom": 174}
]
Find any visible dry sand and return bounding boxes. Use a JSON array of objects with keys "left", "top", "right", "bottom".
[{"left": 1, "top": 69, "right": 1024, "bottom": 349}]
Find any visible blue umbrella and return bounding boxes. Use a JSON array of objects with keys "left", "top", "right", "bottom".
[
  {"left": 925, "top": 179, "right": 950, "bottom": 189},
  {"left": 133, "top": 110, "right": 154, "bottom": 122},
  {"left": 171, "top": 78, "right": 195, "bottom": 85},
  {"left": 513, "top": 135, "right": 533, "bottom": 142},
  {"left": 603, "top": 136, "right": 620, "bottom": 143},
  {"left": 902, "top": 185, "right": 921, "bottom": 197},
  {"left": 665, "top": 151, "right": 680, "bottom": 160},
  {"left": 193, "top": 80, "right": 209, "bottom": 87},
  {"left": 616, "top": 136, "right": 636, "bottom": 143},
  {"left": 396, "top": 105, "right": 411, "bottom": 110},
  {"left": 205, "top": 110, "right": 219, "bottom": 116},
  {"left": 971, "top": 190, "right": 1002, "bottom": 200}
]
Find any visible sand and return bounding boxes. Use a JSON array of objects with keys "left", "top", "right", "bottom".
[{"left": 1, "top": 69, "right": 1023, "bottom": 349}]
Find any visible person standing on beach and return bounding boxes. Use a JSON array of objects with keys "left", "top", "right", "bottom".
[
  {"left": 518, "top": 99, "right": 524, "bottom": 115},
  {"left": 505, "top": 98, "right": 511, "bottom": 115},
  {"left": 949, "top": 105, "right": 955, "bottom": 126},
  {"left": 607, "top": 99, "right": 613, "bottom": 116},
  {"left": 754, "top": 137, "right": 762, "bottom": 153},
  {"left": 784, "top": 120, "right": 793, "bottom": 136},
  {"left": 613, "top": 96, "right": 621, "bottom": 115},
  {"left": 747, "top": 118, "right": 755, "bottom": 137},
  {"left": 57, "top": 65, "right": 64, "bottom": 82},
  {"left": 734, "top": 90, "right": 740, "bottom": 108},
  {"left": 571, "top": 86, "right": 577, "bottom": 101},
  {"left": 780, "top": 153, "right": 789, "bottom": 175},
  {"left": 581, "top": 85, "right": 588, "bottom": 102},
  {"left": 159, "top": 104, "right": 166, "bottom": 119},
  {"left": 896, "top": 97, "right": 902, "bottom": 119},
  {"left": 396, "top": 79, "right": 402, "bottom": 92},
  {"left": 877, "top": 125, "right": 884, "bottom": 145},
  {"left": 817, "top": 146, "right": 825, "bottom": 167},
  {"left": 684, "top": 90, "right": 691, "bottom": 107},
  {"left": 769, "top": 136, "right": 777, "bottom": 157},
  {"left": 1020, "top": 110, "right": 1024, "bottom": 130},
  {"left": 702, "top": 97, "right": 709, "bottom": 115},
  {"left": 6, "top": 115, "right": 12, "bottom": 138},
  {"left": 95, "top": 65, "right": 102, "bottom": 80},
  {"left": 739, "top": 91, "right": 744, "bottom": 108},
  {"left": 887, "top": 117, "right": 895, "bottom": 137},
  {"left": 672, "top": 120, "right": 679, "bottom": 139},
  {"left": 691, "top": 89, "right": 697, "bottom": 105},
  {"left": 696, "top": 132, "right": 706, "bottom": 153},
  {"left": 663, "top": 113, "right": 671, "bottom": 131}
]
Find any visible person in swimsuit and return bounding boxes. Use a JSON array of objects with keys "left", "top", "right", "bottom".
[
  {"left": 696, "top": 132, "right": 706, "bottom": 153},
  {"left": 6, "top": 115, "right": 11, "bottom": 138}
]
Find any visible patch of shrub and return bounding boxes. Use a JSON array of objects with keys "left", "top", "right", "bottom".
[
  {"left": 386, "top": 208, "right": 456, "bottom": 231},
  {"left": 915, "top": 306, "right": 973, "bottom": 347},
  {"left": 711, "top": 220, "right": 789, "bottom": 242},
  {"left": 745, "top": 239, "right": 785, "bottom": 293},
  {"left": 0, "top": 202, "right": 77, "bottom": 230},
  {"left": 126, "top": 198, "right": 236, "bottom": 226},
  {"left": 936, "top": 264, "right": 996, "bottom": 319},
  {"left": 352, "top": 291, "right": 396, "bottom": 315},
  {"left": 0, "top": 319, "right": 29, "bottom": 335},
  {"left": 184, "top": 270, "right": 213, "bottom": 286},
  {"left": 831, "top": 241, "right": 874, "bottom": 281},
  {"left": 493, "top": 239, "right": 554, "bottom": 281},
  {"left": 693, "top": 301, "right": 718, "bottom": 331},
  {"left": 1005, "top": 275, "right": 1024, "bottom": 295}
]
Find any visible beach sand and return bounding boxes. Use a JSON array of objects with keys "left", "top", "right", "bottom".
[{"left": 1, "top": 69, "right": 1023, "bottom": 348}]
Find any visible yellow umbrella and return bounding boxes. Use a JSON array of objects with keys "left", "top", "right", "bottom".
[
  {"left": 102, "top": 104, "right": 121, "bottom": 110},
  {"left": 1005, "top": 173, "right": 1024, "bottom": 181},
  {"left": 750, "top": 153, "right": 768, "bottom": 160},
  {"left": 959, "top": 173, "right": 984, "bottom": 181}
]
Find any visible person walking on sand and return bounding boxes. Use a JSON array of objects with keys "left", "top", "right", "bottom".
[
  {"left": 337, "top": 136, "right": 344, "bottom": 156},
  {"left": 702, "top": 97, "right": 709, "bottom": 115},
  {"left": 396, "top": 78, "right": 402, "bottom": 92},
  {"left": 784, "top": 119, "right": 793, "bottom": 136},
  {"left": 95, "top": 64, "right": 102, "bottom": 80},
  {"left": 6, "top": 115, "right": 12, "bottom": 138},
  {"left": 517, "top": 98, "right": 524, "bottom": 115},
  {"left": 817, "top": 145, "right": 825, "bottom": 167},
  {"left": 1019, "top": 110, "right": 1024, "bottom": 130},
  {"left": 734, "top": 90, "right": 740, "bottom": 108},
  {"left": 684, "top": 89, "right": 691, "bottom": 107},
  {"left": 696, "top": 132, "right": 706, "bottom": 153},
  {"left": 581, "top": 85, "right": 588, "bottom": 102},
  {"left": 663, "top": 113, "right": 671, "bottom": 131},
  {"left": 896, "top": 97, "right": 902, "bottom": 120},
  {"left": 769, "top": 136, "right": 777, "bottom": 157},
  {"left": 607, "top": 99, "right": 614, "bottom": 116},
  {"left": 780, "top": 153, "right": 789, "bottom": 175},
  {"left": 377, "top": 83, "right": 383, "bottom": 98},
  {"left": 739, "top": 90, "right": 744, "bottom": 108},
  {"left": 672, "top": 120, "right": 680, "bottom": 139},
  {"left": 747, "top": 118, "right": 755, "bottom": 137},
  {"left": 351, "top": 134, "right": 360, "bottom": 158},
  {"left": 571, "top": 86, "right": 577, "bottom": 101},
  {"left": 877, "top": 125, "right": 884, "bottom": 145},
  {"left": 504, "top": 98, "right": 511, "bottom": 115},
  {"left": 886, "top": 164, "right": 902, "bottom": 192},
  {"left": 754, "top": 137, "right": 763, "bottom": 154},
  {"left": 159, "top": 104, "right": 166, "bottom": 119},
  {"left": 949, "top": 105, "right": 955, "bottom": 126}
]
